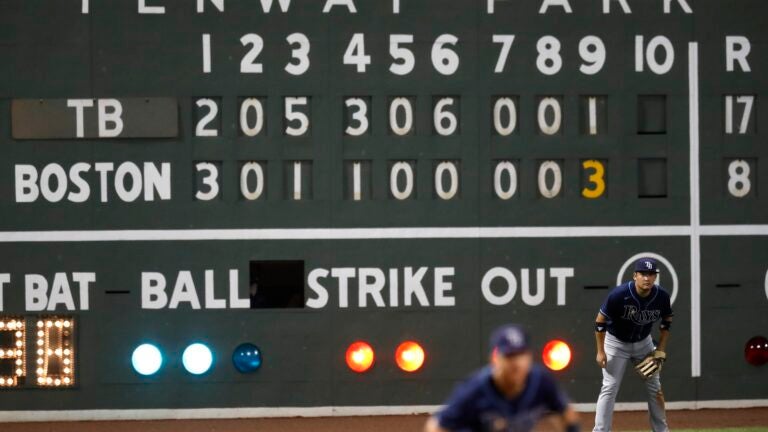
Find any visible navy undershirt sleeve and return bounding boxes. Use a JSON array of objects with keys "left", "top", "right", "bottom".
[
  {"left": 600, "top": 288, "right": 620, "bottom": 320},
  {"left": 661, "top": 291, "right": 673, "bottom": 318}
]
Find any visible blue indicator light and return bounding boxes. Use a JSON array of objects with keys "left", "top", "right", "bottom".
[
  {"left": 182, "top": 343, "right": 213, "bottom": 375},
  {"left": 131, "top": 344, "right": 163, "bottom": 376},
  {"left": 232, "top": 343, "right": 263, "bottom": 373}
]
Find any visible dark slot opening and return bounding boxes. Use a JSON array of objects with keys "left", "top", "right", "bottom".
[
  {"left": 638, "top": 158, "right": 668, "bottom": 198},
  {"left": 715, "top": 283, "right": 741, "bottom": 288},
  {"left": 0, "top": 331, "right": 13, "bottom": 347},
  {"left": 249, "top": 260, "right": 305, "bottom": 309},
  {"left": 584, "top": 285, "right": 609, "bottom": 290},
  {"left": 637, "top": 95, "right": 667, "bottom": 134},
  {"left": 105, "top": 290, "right": 130, "bottom": 295},
  {"left": 0, "top": 359, "right": 13, "bottom": 376},
  {"left": 0, "top": 331, "right": 14, "bottom": 376}
]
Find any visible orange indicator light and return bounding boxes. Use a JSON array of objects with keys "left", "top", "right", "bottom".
[
  {"left": 542, "top": 340, "right": 571, "bottom": 371},
  {"left": 346, "top": 341, "right": 374, "bottom": 373},
  {"left": 395, "top": 341, "right": 425, "bottom": 372}
]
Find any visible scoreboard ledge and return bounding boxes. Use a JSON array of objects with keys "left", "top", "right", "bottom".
[{"left": 1, "top": 400, "right": 768, "bottom": 422}]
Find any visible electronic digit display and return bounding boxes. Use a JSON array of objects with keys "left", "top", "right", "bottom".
[
  {"left": 33, "top": 317, "right": 76, "bottom": 387},
  {"left": 0, "top": 318, "right": 25, "bottom": 388},
  {"left": 0, "top": 0, "right": 766, "bottom": 419}
]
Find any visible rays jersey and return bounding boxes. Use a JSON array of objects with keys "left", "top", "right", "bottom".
[
  {"left": 435, "top": 365, "right": 569, "bottom": 432},
  {"left": 599, "top": 282, "right": 673, "bottom": 343}
]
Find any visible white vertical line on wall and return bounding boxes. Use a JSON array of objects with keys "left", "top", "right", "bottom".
[{"left": 689, "top": 42, "right": 702, "bottom": 378}]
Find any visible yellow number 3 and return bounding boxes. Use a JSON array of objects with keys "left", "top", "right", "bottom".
[{"left": 581, "top": 160, "right": 605, "bottom": 198}]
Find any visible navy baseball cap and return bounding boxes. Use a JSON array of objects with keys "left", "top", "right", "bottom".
[
  {"left": 634, "top": 257, "right": 660, "bottom": 273},
  {"left": 490, "top": 324, "right": 530, "bottom": 356}
]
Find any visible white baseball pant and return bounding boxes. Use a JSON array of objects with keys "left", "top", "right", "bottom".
[{"left": 593, "top": 333, "right": 668, "bottom": 432}]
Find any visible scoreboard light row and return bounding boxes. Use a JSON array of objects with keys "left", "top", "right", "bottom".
[
  {"left": 131, "top": 341, "right": 426, "bottom": 376},
  {"left": 136, "top": 339, "right": 571, "bottom": 376},
  {"left": 194, "top": 94, "right": 760, "bottom": 138},
  {"left": 201, "top": 32, "right": 750, "bottom": 77},
  {"left": 0, "top": 317, "right": 75, "bottom": 388},
  {"left": 345, "top": 340, "right": 572, "bottom": 373}
]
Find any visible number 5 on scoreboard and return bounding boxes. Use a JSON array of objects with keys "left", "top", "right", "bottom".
[{"left": 581, "top": 159, "right": 606, "bottom": 199}]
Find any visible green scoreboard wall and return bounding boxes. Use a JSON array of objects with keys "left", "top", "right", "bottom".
[{"left": 0, "top": 0, "right": 766, "bottom": 416}]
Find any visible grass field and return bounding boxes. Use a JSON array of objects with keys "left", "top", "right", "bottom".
[
  {"left": 627, "top": 429, "right": 768, "bottom": 432},
  {"left": 3, "top": 409, "right": 767, "bottom": 432}
]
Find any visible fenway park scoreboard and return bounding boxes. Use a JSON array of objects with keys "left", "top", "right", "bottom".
[{"left": 0, "top": 0, "right": 767, "bottom": 418}]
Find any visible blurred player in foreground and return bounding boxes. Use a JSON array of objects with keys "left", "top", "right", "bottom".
[{"left": 425, "top": 324, "right": 580, "bottom": 432}]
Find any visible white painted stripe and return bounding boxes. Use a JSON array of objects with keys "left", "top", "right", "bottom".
[
  {"left": 700, "top": 225, "right": 768, "bottom": 236},
  {"left": 477, "top": 226, "right": 692, "bottom": 238},
  {"left": 1, "top": 400, "right": 767, "bottom": 422},
  {"left": 0, "top": 226, "right": 691, "bottom": 242},
  {"left": 575, "top": 398, "right": 768, "bottom": 412},
  {"left": 690, "top": 234, "right": 701, "bottom": 377},
  {"left": 2, "top": 225, "right": 768, "bottom": 243},
  {"left": 689, "top": 42, "right": 702, "bottom": 378},
  {"left": 0, "top": 406, "right": 439, "bottom": 423}
]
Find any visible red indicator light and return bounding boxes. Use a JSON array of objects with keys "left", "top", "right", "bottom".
[
  {"left": 395, "top": 341, "right": 425, "bottom": 372},
  {"left": 745, "top": 336, "right": 768, "bottom": 366},
  {"left": 542, "top": 339, "right": 571, "bottom": 371},
  {"left": 346, "top": 342, "right": 374, "bottom": 373}
]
